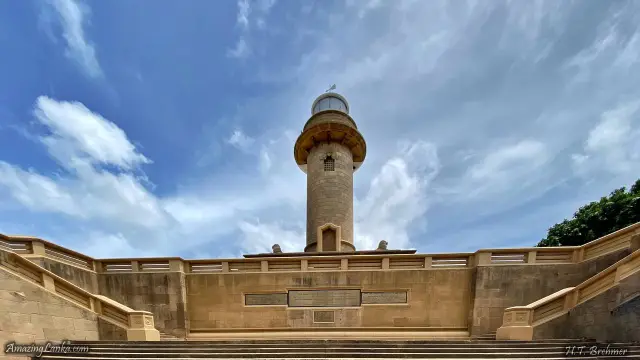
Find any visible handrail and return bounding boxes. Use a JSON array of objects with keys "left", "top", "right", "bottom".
[
  {"left": 0, "top": 247, "right": 159, "bottom": 341},
  {"left": 496, "top": 247, "right": 640, "bottom": 340},
  {"left": 1, "top": 221, "right": 638, "bottom": 274}
]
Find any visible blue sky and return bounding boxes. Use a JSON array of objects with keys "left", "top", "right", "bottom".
[{"left": 0, "top": 0, "right": 639, "bottom": 259}]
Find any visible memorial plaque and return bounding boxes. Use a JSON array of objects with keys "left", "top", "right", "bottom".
[
  {"left": 313, "top": 310, "right": 335, "bottom": 323},
  {"left": 361, "top": 291, "right": 407, "bottom": 304},
  {"left": 288, "top": 289, "right": 361, "bottom": 307},
  {"left": 245, "top": 293, "right": 287, "bottom": 306}
]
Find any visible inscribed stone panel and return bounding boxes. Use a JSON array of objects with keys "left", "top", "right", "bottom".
[
  {"left": 361, "top": 291, "right": 407, "bottom": 304},
  {"left": 288, "top": 289, "right": 361, "bottom": 307},
  {"left": 245, "top": 293, "right": 287, "bottom": 306},
  {"left": 313, "top": 310, "right": 335, "bottom": 323}
]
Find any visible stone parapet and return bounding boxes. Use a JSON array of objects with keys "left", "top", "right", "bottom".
[
  {"left": 496, "top": 248, "right": 640, "bottom": 340},
  {"left": 0, "top": 248, "right": 160, "bottom": 341}
]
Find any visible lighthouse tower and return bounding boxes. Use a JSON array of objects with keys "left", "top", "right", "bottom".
[{"left": 294, "top": 92, "right": 367, "bottom": 253}]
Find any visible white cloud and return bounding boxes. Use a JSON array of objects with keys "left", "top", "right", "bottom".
[
  {"left": 468, "top": 140, "right": 548, "bottom": 182},
  {"left": 355, "top": 141, "right": 440, "bottom": 251},
  {"left": 227, "top": 38, "right": 251, "bottom": 59},
  {"left": 236, "top": 0, "right": 251, "bottom": 29},
  {"left": 572, "top": 100, "right": 640, "bottom": 176},
  {"left": 228, "top": 0, "right": 277, "bottom": 58},
  {"left": 34, "top": 96, "right": 150, "bottom": 170},
  {"left": 259, "top": 147, "right": 272, "bottom": 173},
  {"left": 5, "top": 1, "right": 640, "bottom": 259},
  {"left": 0, "top": 162, "right": 81, "bottom": 217},
  {"left": 79, "top": 232, "right": 154, "bottom": 259},
  {"left": 237, "top": 220, "right": 303, "bottom": 255},
  {"left": 441, "top": 140, "right": 550, "bottom": 201},
  {"left": 44, "top": 0, "right": 102, "bottom": 78},
  {"left": 226, "top": 129, "right": 255, "bottom": 151},
  {"left": 0, "top": 97, "right": 166, "bottom": 231}
]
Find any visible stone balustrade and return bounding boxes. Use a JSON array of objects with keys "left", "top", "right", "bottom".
[
  {"left": 497, "top": 246, "right": 640, "bottom": 340},
  {"left": 1, "top": 222, "right": 638, "bottom": 275},
  {"left": 0, "top": 247, "right": 160, "bottom": 341}
]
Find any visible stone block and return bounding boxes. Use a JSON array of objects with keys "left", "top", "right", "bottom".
[
  {"left": 43, "top": 327, "right": 68, "bottom": 340},
  {"left": 52, "top": 316, "right": 76, "bottom": 330},
  {"left": 0, "top": 278, "right": 23, "bottom": 292},
  {"left": 38, "top": 302, "right": 66, "bottom": 316},
  {"left": 73, "top": 318, "right": 98, "bottom": 332},
  {"left": 29, "top": 314, "right": 54, "bottom": 328},
  {"left": 0, "top": 298, "right": 40, "bottom": 313},
  {"left": 81, "top": 330, "right": 99, "bottom": 340}
]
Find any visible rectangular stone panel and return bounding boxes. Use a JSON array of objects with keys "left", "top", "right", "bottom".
[
  {"left": 313, "top": 310, "right": 335, "bottom": 323},
  {"left": 361, "top": 291, "right": 407, "bottom": 304},
  {"left": 245, "top": 293, "right": 287, "bottom": 306},
  {"left": 288, "top": 289, "right": 361, "bottom": 307}
]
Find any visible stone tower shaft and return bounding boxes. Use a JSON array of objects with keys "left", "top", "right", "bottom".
[{"left": 294, "top": 93, "right": 367, "bottom": 253}]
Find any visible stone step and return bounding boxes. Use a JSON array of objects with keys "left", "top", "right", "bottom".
[
  {"left": 69, "top": 339, "right": 602, "bottom": 345},
  {"left": 37, "top": 357, "right": 640, "bottom": 360},
  {"left": 61, "top": 344, "right": 640, "bottom": 350},
  {"left": 66, "top": 343, "right": 634, "bottom": 349},
  {"left": 37, "top": 340, "right": 636, "bottom": 359},
  {"left": 48, "top": 347, "right": 640, "bottom": 354},
  {"left": 35, "top": 352, "right": 640, "bottom": 359}
]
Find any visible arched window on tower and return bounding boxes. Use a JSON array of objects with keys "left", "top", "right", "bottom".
[{"left": 324, "top": 156, "right": 335, "bottom": 172}]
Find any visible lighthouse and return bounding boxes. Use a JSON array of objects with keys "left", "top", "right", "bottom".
[{"left": 293, "top": 92, "right": 367, "bottom": 252}]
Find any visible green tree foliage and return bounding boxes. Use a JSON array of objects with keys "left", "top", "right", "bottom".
[{"left": 537, "top": 179, "right": 640, "bottom": 247}]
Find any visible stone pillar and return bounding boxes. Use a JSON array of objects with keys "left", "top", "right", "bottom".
[
  {"left": 127, "top": 312, "right": 160, "bottom": 341},
  {"left": 631, "top": 234, "right": 640, "bottom": 252}
]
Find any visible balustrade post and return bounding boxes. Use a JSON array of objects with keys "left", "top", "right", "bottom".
[
  {"left": 572, "top": 248, "right": 584, "bottom": 263},
  {"left": 169, "top": 259, "right": 184, "bottom": 272},
  {"left": 340, "top": 258, "right": 348, "bottom": 270},
  {"left": 631, "top": 234, "right": 640, "bottom": 252},
  {"left": 31, "top": 241, "right": 46, "bottom": 256},
  {"left": 563, "top": 290, "right": 578, "bottom": 310},
  {"left": 526, "top": 251, "right": 537, "bottom": 264},
  {"left": 42, "top": 273, "right": 55, "bottom": 291},
  {"left": 127, "top": 311, "right": 160, "bottom": 341},
  {"left": 424, "top": 256, "right": 432, "bottom": 269},
  {"left": 382, "top": 257, "right": 390, "bottom": 270},
  {"left": 92, "top": 260, "right": 102, "bottom": 272},
  {"left": 475, "top": 252, "right": 491, "bottom": 266}
]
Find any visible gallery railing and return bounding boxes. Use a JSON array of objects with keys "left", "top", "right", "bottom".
[
  {"left": 497, "top": 246, "right": 640, "bottom": 340},
  {"left": 0, "top": 247, "right": 159, "bottom": 340},
  {"left": 1, "top": 222, "right": 638, "bottom": 274}
]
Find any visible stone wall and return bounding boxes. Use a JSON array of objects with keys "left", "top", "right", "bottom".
[
  {"left": 470, "top": 249, "right": 629, "bottom": 336},
  {"left": 533, "top": 270, "right": 640, "bottom": 342},
  {"left": 0, "top": 268, "right": 99, "bottom": 358},
  {"left": 186, "top": 268, "right": 473, "bottom": 330},
  {"left": 38, "top": 258, "right": 97, "bottom": 294},
  {"left": 97, "top": 318, "right": 127, "bottom": 341},
  {"left": 98, "top": 272, "right": 188, "bottom": 338},
  {"left": 306, "top": 142, "right": 354, "bottom": 251}
]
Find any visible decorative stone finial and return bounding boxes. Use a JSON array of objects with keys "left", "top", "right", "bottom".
[
  {"left": 272, "top": 244, "right": 282, "bottom": 254},
  {"left": 376, "top": 240, "right": 388, "bottom": 251}
]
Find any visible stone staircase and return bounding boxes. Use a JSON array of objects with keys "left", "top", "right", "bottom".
[
  {"left": 159, "top": 333, "right": 183, "bottom": 341},
  {"left": 35, "top": 339, "right": 640, "bottom": 359},
  {"left": 471, "top": 332, "right": 496, "bottom": 340}
]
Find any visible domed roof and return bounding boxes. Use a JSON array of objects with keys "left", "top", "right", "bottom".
[{"left": 311, "top": 92, "right": 349, "bottom": 115}]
